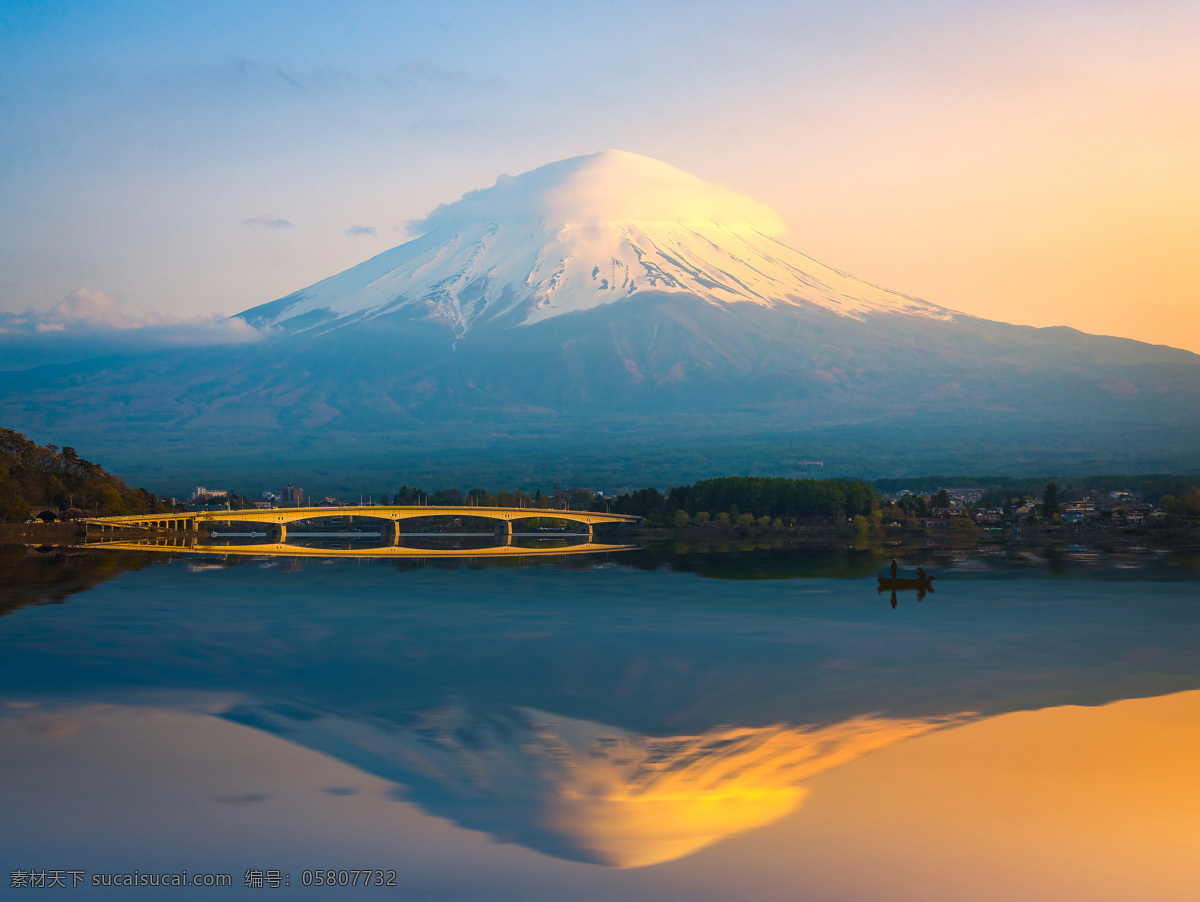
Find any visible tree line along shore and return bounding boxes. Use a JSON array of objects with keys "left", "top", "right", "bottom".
[{"left": 2, "top": 428, "right": 1197, "bottom": 539}]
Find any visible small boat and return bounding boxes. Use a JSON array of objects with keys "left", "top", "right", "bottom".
[{"left": 877, "top": 574, "right": 934, "bottom": 591}]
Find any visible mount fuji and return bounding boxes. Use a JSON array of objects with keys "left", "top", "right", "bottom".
[
  {"left": 3, "top": 151, "right": 1199, "bottom": 489},
  {"left": 241, "top": 150, "right": 951, "bottom": 336}
]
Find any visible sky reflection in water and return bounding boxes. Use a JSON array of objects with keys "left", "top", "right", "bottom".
[{"left": 1, "top": 546, "right": 1198, "bottom": 900}]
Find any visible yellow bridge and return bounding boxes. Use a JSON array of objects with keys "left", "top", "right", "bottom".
[
  {"left": 82, "top": 538, "right": 637, "bottom": 560},
  {"left": 82, "top": 504, "right": 640, "bottom": 542}
]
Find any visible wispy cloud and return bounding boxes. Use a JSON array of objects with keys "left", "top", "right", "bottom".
[
  {"left": 344, "top": 225, "right": 377, "bottom": 237},
  {"left": 392, "top": 59, "right": 472, "bottom": 86},
  {"left": 244, "top": 214, "right": 292, "bottom": 228},
  {"left": 215, "top": 56, "right": 481, "bottom": 96},
  {"left": 42, "top": 288, "right": 163, "bottom": 329},
  {"left": 274, "top": 65, "right": 303, "bottom": 90},
  {"left": 0, "top": 289, "right": 264, "bottom": 347}
]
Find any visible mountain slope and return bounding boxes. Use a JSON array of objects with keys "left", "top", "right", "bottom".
[
  {"left": 3, "top": 150, "right": 1198, "bottom": 488},
  {"left": 240, "top": 150, "right": 950, "bottom": 337}
]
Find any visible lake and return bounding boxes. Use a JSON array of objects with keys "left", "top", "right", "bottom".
[{"left": 2, "top": 541, "right": 1198, "bottom": 899}]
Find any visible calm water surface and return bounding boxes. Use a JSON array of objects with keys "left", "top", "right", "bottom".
[{"left": 2, "top": 544, "right": 1198, "bottom": 900}]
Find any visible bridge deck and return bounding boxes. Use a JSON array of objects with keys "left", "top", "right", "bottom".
[{"left": 82, "top": 505, "right": 640, "bottom": 531}]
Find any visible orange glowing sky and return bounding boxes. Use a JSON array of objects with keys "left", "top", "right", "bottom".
[
  {"left": 678, "top": 689, "right": 1200, "bottom": 901},
  {"left": 5, "top": 690, "right": 1197, "bottom": 900},
  {"left": 2, "top": 2, "right": 1198, "bottom": 351}
]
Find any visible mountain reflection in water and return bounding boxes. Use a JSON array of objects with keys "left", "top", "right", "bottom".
[
  {"left": 220, "top": 701, "right": 962, "bottom": 868},
  {"left": 2, "top": 545, "right": 1199, "bottom": 897}
]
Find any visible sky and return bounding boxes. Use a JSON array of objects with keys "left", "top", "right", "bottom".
[{"left": 2, "top": 0, "right": 1198, "bottom": 351}]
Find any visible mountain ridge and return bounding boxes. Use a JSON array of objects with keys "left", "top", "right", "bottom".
[{"left": 238, "top": 150, "right": 953, "bottom": 337}]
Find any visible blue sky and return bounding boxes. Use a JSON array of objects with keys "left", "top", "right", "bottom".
[{"left": 3, "top": 0, "right": 1198, "bottom": 350}]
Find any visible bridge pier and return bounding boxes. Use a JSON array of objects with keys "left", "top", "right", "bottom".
[
  {"left": 494, "top": 519, "right": 512, "bottom": 545},
  {"left": 386, "top": 520, "right": 400, "bottom": 546},
  {"left": 277, "top": 523, "right": 287, "bottom": 542}
]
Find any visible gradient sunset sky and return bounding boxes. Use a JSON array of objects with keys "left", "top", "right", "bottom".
[{"left": 2, "top": 0, "right": 1198, "bottom": 351}]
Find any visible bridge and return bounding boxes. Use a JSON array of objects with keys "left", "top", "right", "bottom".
[
  {"left": 83, "top": 537, "right": 637, "bottom": 559},
  {"left": 82, "top": 504, "right": 640, "bottom": 542}
]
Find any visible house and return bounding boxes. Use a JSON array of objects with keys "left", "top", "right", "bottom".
[
  {"left": 930, "top": 507, "right": 969, "bottom": 518},
  {"left": 1061, "top": 499, "right": 1096, "bottom": 524},
  {"left": 943, "top": 488, "right": 984, "bottom": 504}
]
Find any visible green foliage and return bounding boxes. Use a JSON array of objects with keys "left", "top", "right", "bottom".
[
  {"left": 607, "top": 475, "right": 878, "bottom": 526},
  {"left": 0, "top": 427, "right": 180, "bottom": 521},
  {"left": 1042, "top": 481, "right": 1061, "bottom": 519},
  {"left": 1160, "top": 491, "right": 1200, "bottom": 516}
]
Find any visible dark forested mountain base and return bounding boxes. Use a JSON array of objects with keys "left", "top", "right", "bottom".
[{"left": 2, "top": 295, "right": 1198, "bottom": 494}]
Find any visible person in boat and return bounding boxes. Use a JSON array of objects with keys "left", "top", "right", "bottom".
[
  {"left": 916, "top": 567, "right": 927, "bottom": 583},
  {"left": 890, "top": 559, "right": 898, "bottom": 579}
]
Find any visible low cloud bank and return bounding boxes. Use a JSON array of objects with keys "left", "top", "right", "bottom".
[{"left": 0, "top": 290, "right": 265, "bottom": 369}]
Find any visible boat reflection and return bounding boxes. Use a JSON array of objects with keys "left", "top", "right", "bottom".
[{"left": 878, "top": 565, "right": 936, "bottom": 608}]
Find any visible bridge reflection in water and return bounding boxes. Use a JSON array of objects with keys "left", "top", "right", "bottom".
[{"left": 83, "top": 537, "right": 638, "bottom": 559}]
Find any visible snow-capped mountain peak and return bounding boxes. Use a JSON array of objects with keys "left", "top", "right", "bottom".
[{"left": 240, "top": 150, "right": 954, "bottom": 335}]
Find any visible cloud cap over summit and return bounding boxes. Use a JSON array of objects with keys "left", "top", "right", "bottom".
[{"left": 412, "top": 150, "right": 788, "bottom": 236}]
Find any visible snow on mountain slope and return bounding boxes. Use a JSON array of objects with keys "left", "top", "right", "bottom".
[{"left": 240, "top": 150, "right": 955, "bottom": 336}]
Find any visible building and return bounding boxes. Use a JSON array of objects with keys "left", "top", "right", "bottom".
[
  {"left": 1061, "top": 499, "right": 1097, "bottom": 524},
  {"left": 190, "top": 486, "right": 227, "bottom": 501},
  {"left": 943, "top": 488, "right": 984, "bottom": 504},
  {"left": 930, "top": 507, "right": 970, "bottom": 518},
  {"left": 282, "top": 484, "right": 304, "bottom": 506}
]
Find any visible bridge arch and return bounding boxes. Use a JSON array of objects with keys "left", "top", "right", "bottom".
[{"left": 83, "top": 506, "right": 640, "bottom": 542}]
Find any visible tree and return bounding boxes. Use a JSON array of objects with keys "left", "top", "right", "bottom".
[
  {"left": 673, "top": 509, "right": 690, "bottom": 529},
  {"left": 1043, "top": 482, "right": 1061, "bottom": 519}
]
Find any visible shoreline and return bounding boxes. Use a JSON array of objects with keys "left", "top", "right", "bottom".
[{"left": 2, "top": 519, "right": 1197, "bottom": 552}]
